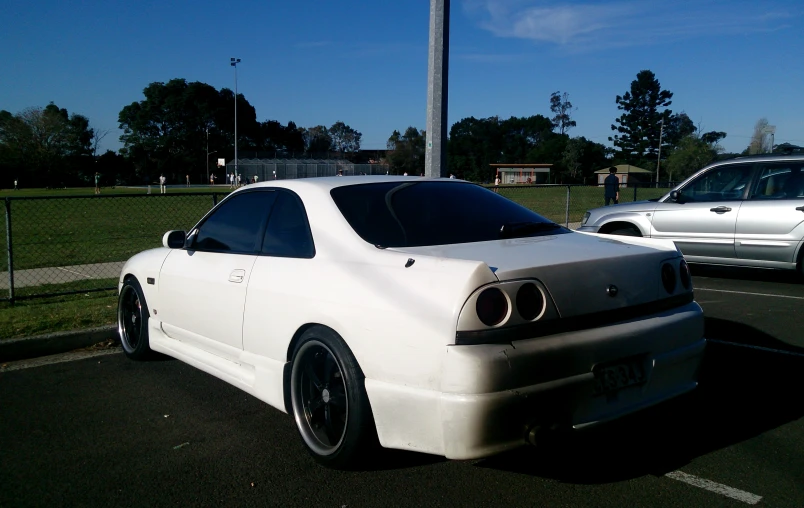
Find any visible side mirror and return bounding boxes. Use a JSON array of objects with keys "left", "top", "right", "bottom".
[
  {"left": 669, "top": 190, "right": 681, "bottom": 203},
  {"left": 162, "top": 230, "right": 187, "bottom": 249}
]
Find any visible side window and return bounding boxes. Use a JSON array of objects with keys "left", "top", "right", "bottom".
[
  {"left": 193, "top": 191, "right": 277, "bottom": 253},
  {"left": 262, "top": 191, "right": 315, "bottom": 258},
  {"left": 681, "top": 164, "right": 754, "bottom": 202},
  {"left": 751, "top": 164, "right": 804, "bottom": 200}
]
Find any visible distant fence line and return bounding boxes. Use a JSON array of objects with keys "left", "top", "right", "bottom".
[
  {"left": 224, "top": 162, "right": 390, "bottom": 182},
  {"left": 1, "top": 181, "right": 679, "bottom": 302}
]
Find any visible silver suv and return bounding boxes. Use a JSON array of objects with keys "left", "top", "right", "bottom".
[{"left": 577, "top": 154, "right": 804, "bottom": 276}]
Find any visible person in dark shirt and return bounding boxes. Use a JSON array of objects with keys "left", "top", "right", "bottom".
[{"left": 604, "top": 167, "right": 620, "bottom": 205}]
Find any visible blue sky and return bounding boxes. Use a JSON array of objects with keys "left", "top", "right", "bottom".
[{"left": 2, "top": 0, "right": 802, "bottom": 155}]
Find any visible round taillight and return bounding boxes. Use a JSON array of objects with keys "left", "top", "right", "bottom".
[
  {"left": 679, "top": 260, "right": 691, "bottom": 290},
  {"left": 661, "top": 263, "right": 676, "bottom": 293},
  {"left": 516, "top": 283, "right": 545, "bottom": 321},
  {"left": 476, "top": 288, "right": 509, "bottom": 327}
]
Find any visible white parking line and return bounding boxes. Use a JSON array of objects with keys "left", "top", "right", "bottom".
[
  {"left": 666, "top": 471, "right": 762, "bottom": 505},
  {"left": 696, "top": 287, "right": 804, "bottom": 300}
]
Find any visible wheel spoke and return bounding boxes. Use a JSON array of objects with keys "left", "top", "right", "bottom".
[
  {"left": 323, "top": 404, "right": 337, "bottom": 445},
  {"left": 305, "top": 363, "right": 324, "bottom": 391},
  {"left": 329, "top": 392, "right": 346, "bottom": 408},
  {"left": 323, "top": 353, "right": 335, "bottom": 383},
  {"left": 307, "top": 395, "right": 325, "bottom": 419}
]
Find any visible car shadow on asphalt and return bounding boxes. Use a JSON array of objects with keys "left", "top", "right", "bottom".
[{"left": 472, "top": 318, "right": 804, "bottom": 483}]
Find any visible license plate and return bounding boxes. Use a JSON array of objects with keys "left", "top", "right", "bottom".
[{"left": 593, "top": 357, "right": 646, "bottom": 395}]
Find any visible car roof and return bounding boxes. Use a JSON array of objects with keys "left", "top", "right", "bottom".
[
  {"left": 711, "top": 153, "right": 804, "bottom": 165},
  {"left": 230, "top": 175, "right": 466, "bottom": 193}
]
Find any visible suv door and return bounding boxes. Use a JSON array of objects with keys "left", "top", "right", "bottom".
[
  {"left": 650, "top": 163, "right": 754, "bottom": 260},
  {"left": 735, "top": 162, "right": 804, "bottom": 265},
  {"left": 158, "top": 190, "right": 278, "bottom": 360}
]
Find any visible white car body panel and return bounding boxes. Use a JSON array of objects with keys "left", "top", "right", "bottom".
[{"left": 119, "top": 176, "right": 705, "bottom": 460}]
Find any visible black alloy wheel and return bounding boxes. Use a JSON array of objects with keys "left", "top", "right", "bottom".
[
  {"left": 290, "top": 327, "right": 376, "bottom": 469},
  {"left": 118, "top": 277, "right": 152, "bottom": 360}
]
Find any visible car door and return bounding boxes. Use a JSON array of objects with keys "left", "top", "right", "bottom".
[
  {"left": 650, "top": 163, "right": 754, "bottom": 259},
  {"left": 242, "top": 190, "right": 316, "bottom": 360},
  {"left": 735, "top": 162, "right": 804, "bottom": 265},
  {"left": 158, "top": 190, "right": 278, "bottom": 359}
]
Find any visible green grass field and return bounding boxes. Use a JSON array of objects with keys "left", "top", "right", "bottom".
[{"left": 494, "top": 184, "right": 668, "bottom": 224}]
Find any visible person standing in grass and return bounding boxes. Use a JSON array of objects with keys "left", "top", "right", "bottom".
[
  {"left": 94, "top": 172, "right": 101, "bottom": 194},
  {"left": 159, "top": 174, "right": 166, "bottom": 194},
  {"left": 186, "top": 174, "right": 190, "bottom": 187},
  {"left": 604, "top": 166, "right": 620, "bottom": 205}
]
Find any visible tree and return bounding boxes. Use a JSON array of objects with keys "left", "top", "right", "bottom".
[
  {"left": 303, "top": 126, "right": 332, "bottom": 155},
  {"left": 0, "top": 103, "right": 95, "bottom": 186},
  {"left": 387, "top": 127, "right": 425, "bottom": 175},
  {"left": 118, "top": 78, "right": 260, "bottom": 183},
  {"left": 91, "top": 127, "right": 109, "bottom": 158},
  {"left": 549, "top": 91, "right": 577, "bottom": 136},
  {"left": 663, "top": 112, "right": 697, "bottom": 149},
  {"left": 748, "top": 118, "right": 772, "bottom": 154},
  {"left": 665, "top": 131, "right": 727, "bottom": 182},
  {"left": 610, "top": 70, "right": 673, "bottom": 166},
  {"left": 328, "top": 121, "right": 362, "bottom": 157},
  {"left": 447, "top": 115, "right": 556, "bottom": 182},
  {"left": 562, "top": 137, "right": 585, "bottom": 181}
]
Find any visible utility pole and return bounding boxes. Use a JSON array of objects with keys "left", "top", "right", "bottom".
[
  {"left": 424, "top": 0, "right": 449, "bottom": 178},
  {"left": 231, "top": 58, "right": 241, "bottom": 182},
  {"left": 655, "top": 118, "right": 664, "bottom": 187}
]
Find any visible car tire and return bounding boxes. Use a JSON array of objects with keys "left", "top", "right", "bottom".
[
  {"left": 290, "top": 327, "right": 377, "bottom": 469},
  {"left": 118, "top": 277, "right": 153, "bottom": 361},
  {"left": 608, "top": 227, "right": 642, "bottom": 237}
]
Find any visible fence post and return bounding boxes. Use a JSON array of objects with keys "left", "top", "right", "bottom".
[
  {"left": 5, "top": 198, "right": 15, "bottom": 303},
  {"left": 212, "top": 193, "right": 218, "bottom": 207},
  {"left": 565, "top": 186, "right": 571, "bottom": 227},
  {"left": 633, "top": 185, "right": 638, "bottom": 202}
]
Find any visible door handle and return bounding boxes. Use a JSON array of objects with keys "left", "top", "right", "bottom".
[
  {"left": 796, "top": 206, "right": 804, "bottom": 212},
  {"left": 709, "top": 206, "right": 732, "bottom": 213},
  {"left": 228, "top": 269, "right": 246, "bottom": 283}
]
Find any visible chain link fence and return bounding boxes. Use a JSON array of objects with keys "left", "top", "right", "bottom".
[
  {"left": 490, "top": 181, "right": 678, "bottom": 228},
  {"left": 225, "top": 161, "right": 390, "bottom": 182},
  {"left": 2, "top": 181, "right": 681, "bottom": 302},
  {"left": 2, "top": 193, "right": 226, "bottom": 302}
]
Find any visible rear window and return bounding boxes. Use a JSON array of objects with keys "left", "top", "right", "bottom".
[{"left": 330, "top": 181, "right": 567, "bottom": 247}]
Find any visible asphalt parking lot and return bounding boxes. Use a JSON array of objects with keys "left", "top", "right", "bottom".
[{"left": 1, "top": 266, "right": 802, "bottom": 507}]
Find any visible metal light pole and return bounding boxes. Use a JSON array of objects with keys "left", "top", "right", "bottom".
[
  {"left": 231, "top": 57, "right": 241, "bottom": 182},
  {"left": 655, "top": 118, "right": 664, "bottom": 186},
  {"left": 205, "top": 128, "right": 214, "bottom": 184},
  {"left": 425, "top": 0, "right": 449, "bottom": 178},
  {"left": 763, "top": 125, "right": 776, "bottom": 154}
]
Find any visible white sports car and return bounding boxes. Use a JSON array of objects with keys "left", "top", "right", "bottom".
[{"left": 118, "top": 176, "right": 705, "bottom": 468}]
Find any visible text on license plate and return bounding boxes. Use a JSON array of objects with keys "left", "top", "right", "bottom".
[{"left": 593, "top": 358, "right": 646, "bottom": 395}]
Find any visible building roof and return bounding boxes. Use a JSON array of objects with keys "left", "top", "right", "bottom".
[{"left": 594, "top": 164, "right": 653, "bottom": 174}]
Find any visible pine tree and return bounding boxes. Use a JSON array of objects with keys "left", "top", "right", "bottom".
[{"left": 609, "top": 70, "right": 673, "bottom": 165}]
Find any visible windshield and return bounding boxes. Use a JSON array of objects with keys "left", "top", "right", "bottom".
[{"left": 330, "top": 181, "right": 568, "bottom": 248}]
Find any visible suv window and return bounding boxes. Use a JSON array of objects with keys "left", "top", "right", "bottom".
[
  {"left": 751, "top": 163, "right": 804, "bottom": 200},
  {"left": 331, "top": 181, "right": 567, "bottom": 248},
  {"left": 193, "top": 191, "right": 276, "bottom": 253},
  {"left": 679, "top": 164, "right": 754, "bottom": 202},
  {"left": 262, "top": 191, "right": 315, "bottom": 258}
]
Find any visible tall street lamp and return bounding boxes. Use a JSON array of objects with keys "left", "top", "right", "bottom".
[
  {"left": 205, "top": 127, "right": 217, "bottom": 184},
  {"left": 231, "top": 57, "right": 241, "bottom": 181}
]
